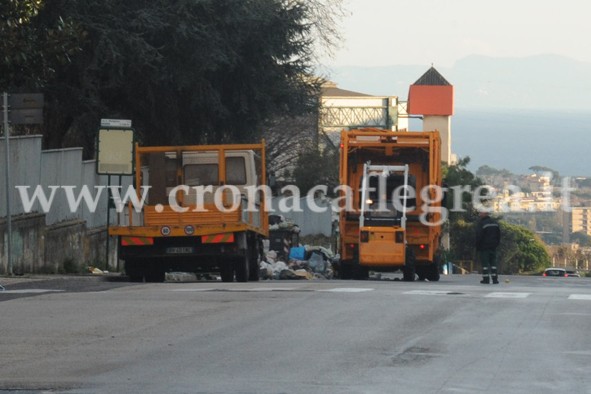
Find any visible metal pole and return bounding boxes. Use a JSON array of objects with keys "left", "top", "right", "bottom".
[
  {"left": 105, "top": 175, "right": 111, "bottom": 271},
  {"left": 116, "top": 175, "right": 121, "bottom": 273},
  {"left": 3, "top": 92, "right": 13, "bottom": 275}
]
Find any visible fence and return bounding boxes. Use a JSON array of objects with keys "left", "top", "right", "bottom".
[
  {"left": 1, "top": 135, "right": 133, "bottom": 227},
  {"left": 270, "top": 197, "right": 334, "bottom": 237},
  {"left": 0, "top": 135, "right": 131, "bottom": 273}
]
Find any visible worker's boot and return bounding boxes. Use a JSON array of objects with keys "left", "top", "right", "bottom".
[
  {"left": 480, "top": 267, "right": 490, "bottom": 284},
  {"left": 491, "top": 266, "right": 499, "bottom": 284}
]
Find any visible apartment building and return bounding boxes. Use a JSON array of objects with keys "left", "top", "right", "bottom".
[{"left": 571, "top": 207, "right": 591, "bottom": 236}]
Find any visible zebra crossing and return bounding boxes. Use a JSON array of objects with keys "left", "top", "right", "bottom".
[
  {"left": 0, "top": 289, "right": 64, "bottom": 294},
  {"left": 166, "top": 286, "right": 591, "bottom": 300},
  {"left": 403, "top": 289, "right": 591, "bottom": 300},
  {"left": 1, "top": 284, "right": 589, "bottom": 301}
]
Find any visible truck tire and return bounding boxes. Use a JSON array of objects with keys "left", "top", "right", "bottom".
[
  {"left": 235, "top": 254, "right": 249, "bottom": 283},
  {"left": 415, "top": 266, "right": 427, "bottom": 281},
  {"left": 144, "top": 261, "right": 165, "bottom": 283},
  {"left": 125, "top": 259, "right": 144, "bottom": 282},
  {"left": 248, "top": 238, "right": 260, "bottom": 282},
  {"left": 403, "top": 247, "right": 416, "bottom": 282},
  {"left": 338, "top": 261, "right": 353, "bottom": 280},
  {"left": 220, "top": 259, "right": 234, "bottom": 282},
  {"left": 352, "top": 265, "right": 369, "bottom": 280},
  {"left": 425, "top": 263, "right": 440, "bottom": 281}
]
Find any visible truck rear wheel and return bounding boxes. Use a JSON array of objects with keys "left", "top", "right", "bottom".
[
  {"left": 248, "top": 238, "right": 260, "bottom": 282},
  {"left": 338, "top": 261, "right": 353, "bottom": 279},
  {"left": 425, "top": 262, "right": 440, "bottom": 281},
  {"left": 352, "top": 265, "right": 369, "bottom": 280},
  {"left": 220, "top": 259, "right": 234, "bottom": 282},
  {"left": 144, "top": 261, "right": 165, "bottom": 283},
  {"left": 235, "top": 254, "right": 249, "bottom": 283},
  {"left": 125, "top": 259, "right": 144, "bottom": 282},
  {"left": 416, "top": 266, "right": 427, "bottom": 281},
  {"left": 403, "top": 247, "right": 416, "bottom": 282}
]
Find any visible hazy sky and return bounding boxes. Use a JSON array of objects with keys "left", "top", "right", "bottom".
[{"left": 323, "top": 0, "right": 591, "bottom": 67}]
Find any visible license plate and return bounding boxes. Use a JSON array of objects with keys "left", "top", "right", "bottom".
[{"left": 166, "top": 247, "right": 194, "bottom": 254}]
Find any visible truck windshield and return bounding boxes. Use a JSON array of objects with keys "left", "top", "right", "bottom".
[
  {"left": 183, "top": 157, "right": 247, "bottom": 186},
  {"left": 184, "top": 164, "right": 218, "bottom": 186},
  {"left": 362, "top": 174, "right": 416, "bottom": 226}
]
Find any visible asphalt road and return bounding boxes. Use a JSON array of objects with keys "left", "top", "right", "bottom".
[{"left": 1, "top": 274, "right": 590, "bottom": 394}]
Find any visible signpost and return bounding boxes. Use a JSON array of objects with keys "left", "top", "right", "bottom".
[
  {"left": 97, "top": 120, "right": 134, "bottom": 271},
  {"left": 2, "top": 93, "right": 44, "bottom": 275}
]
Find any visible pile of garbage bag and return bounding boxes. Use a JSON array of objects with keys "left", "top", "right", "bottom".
[{"left": 259, "top": 246, "right": 338, "bottom": 280}]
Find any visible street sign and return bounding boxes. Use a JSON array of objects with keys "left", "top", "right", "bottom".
[
  {"left": 8, "top": 93, "right": 44, "bottom": 109},
  {"left": 97, "top": 128, "right": 135, "bottom": 175},
  {"left": 9, "top": 108, "right": 43, "bottom": 124},
  {"left": 2, "top": 93, "right": 44, "bottom": 125},
  {"left": 101, "top": 119, "right": 132, "bottom": 128}
]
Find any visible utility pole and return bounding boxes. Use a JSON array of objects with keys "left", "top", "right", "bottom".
[{"left": 2, "top": 92, "right": 13, "bottom": 275}]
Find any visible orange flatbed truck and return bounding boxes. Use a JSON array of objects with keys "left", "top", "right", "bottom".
[
  {"left": 108, "top": 141, "right": 268, "bottom": 282},
  {"left": 338, "top": 128, "right": 443, "bottom": 281}
]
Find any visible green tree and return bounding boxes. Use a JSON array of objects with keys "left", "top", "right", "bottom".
[
  {"left": 529, "top": 165, "right": 560, "bottom": 183},
  {"left": 293, "top": 147, "right": 338, "bottom": 195},
  {"left": 497, "top": 222, "right": 550, "bottom": 274},
  {"left": 444, "top": 157, "right": 551, "bottom": 273},
  {"left": 571, "top": 232, "right": 591, "bottom": 247},
  {"left": 9, "top": 0, "right": 343, "bottom": 155},
  {"left": 0, "top": 0, "right": 81, "bottom": 89},
  {"left": 475, "top": 165, "right": 512, "bottom": 178},
  {"left": 443, "top": 157, "right": 484, "bottom": 222}
]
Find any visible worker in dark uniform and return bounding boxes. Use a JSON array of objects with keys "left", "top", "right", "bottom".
[{"left": 475, "top": 210, "right": 501, "bottom": 284}]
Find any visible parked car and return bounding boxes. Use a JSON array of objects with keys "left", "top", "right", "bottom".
[
  {"left": 566, "top": 269, "right": 581, "bottom": 277},
  {"left": 543, "top": 268, "right": 566, "bottom": 277}
]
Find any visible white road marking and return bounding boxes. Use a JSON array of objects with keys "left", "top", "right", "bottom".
[
  {"left": 318, "top": 288, "right": 374, "bottom": 293},
  {"left": 171, "top": 287, "right": 298, "bottom": 292},
  {"left": 171, "top": 287, "right": 373, "bottom": 293},
  {"left": 568, "top": 294, "right": 591, "bottom": 300},
  {"left": 564, "top": 350, "right": 591, "bottom": 356},
  {"left": 404, "top": 290, "right": 460, "bottom": 296},
  {"left": 0, "top": 289, "right": 64, "bottom": 294},
  {"left": 485, "top": 292, "right": 530, "bottom": 298}
]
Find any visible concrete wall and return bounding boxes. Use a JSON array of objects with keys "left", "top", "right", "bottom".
[
  {"left": 271, "top": 197, "right": 334, "bottom": 236},
  {"left": 0, "top": 135, "right": 125, "bottom": 274},
  {"left": 0, "top": 214, "right": 45, "bottom": 274},
  {"left": 0, "top": 135, "right": 42, "bottom": 217},
  {"left": 0, "top": 214, "right": 117, "bottom": 275},
  {"left": 43, "top": 220, "right": 86, "bottom": 274}
]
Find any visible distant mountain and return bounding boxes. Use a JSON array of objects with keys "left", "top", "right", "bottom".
[{"left": 324, "top": 54, "right": 591, "bottom": 111}]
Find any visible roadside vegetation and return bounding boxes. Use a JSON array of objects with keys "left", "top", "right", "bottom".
[
  {"left": 444, "top": 158, "right": 551, "bottom": 274},
  {"left": 1, "top": 0, "right": 344, "bottom": 157}
]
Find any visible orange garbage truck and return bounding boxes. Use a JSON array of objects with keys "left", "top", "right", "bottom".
[
  {"left": 108, "top": 141, "right": 268, "bottom": 282},
  {"left": 338, "top": 128, "right": 444, "bottom": 281}
]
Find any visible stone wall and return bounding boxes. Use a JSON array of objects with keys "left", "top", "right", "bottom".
[
  {"left": 0, "top": 214, "right": 116, "bottom": 275},
  {"left": 0, "top": 214, "right": 45, "bottom": 274}
]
